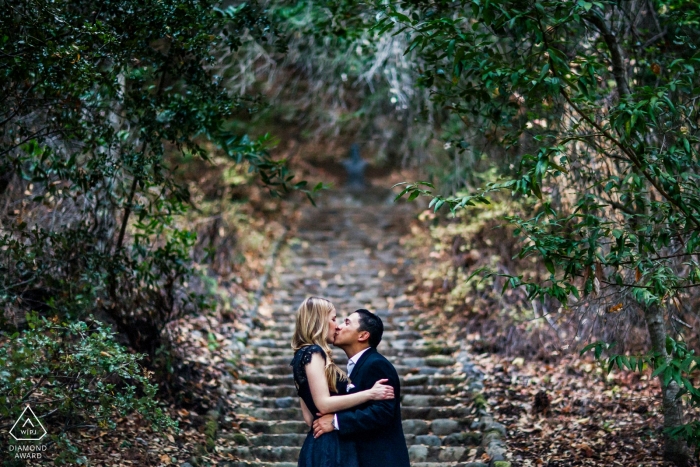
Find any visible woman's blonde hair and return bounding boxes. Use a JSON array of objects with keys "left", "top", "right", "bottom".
[{"left": 291, "top": 296, "right": 347, "bottom": 392}]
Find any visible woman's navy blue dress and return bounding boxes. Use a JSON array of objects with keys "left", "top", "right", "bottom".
[{"left": 291, "top": 345, "right": 359, "bottom": 467}]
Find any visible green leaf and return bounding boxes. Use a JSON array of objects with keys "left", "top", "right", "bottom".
[
  {"left": 531, "top": 182, "right": 543, "bottom": 200},
  {"left": 652, "top": 361, "right": 669, "bottom": 378},
  {"left": 544, "top": 258, "right": 555, "bottom": 274},
  {"left": 578, "top": 0, "right": 593, "bottom": 11},
  {"left": 394, "top": 187, "right": 410, "bottom": 202}
]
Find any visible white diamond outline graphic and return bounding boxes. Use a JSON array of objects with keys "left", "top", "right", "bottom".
[{"left": 10, "top": 405, "right": 47, "bottom": 441}]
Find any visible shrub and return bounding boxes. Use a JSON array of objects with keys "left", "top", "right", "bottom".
[{"left": 0, "top": 313, "right": 176, "bottom": 464}]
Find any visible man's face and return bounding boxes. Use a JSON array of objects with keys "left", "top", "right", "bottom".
[{"left": 333, "top": 312, "right": 365, "bottom": 347}]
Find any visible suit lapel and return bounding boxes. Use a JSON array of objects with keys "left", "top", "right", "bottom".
[{"left": 349, "top": 347, "right": 375, "bottom": 387}]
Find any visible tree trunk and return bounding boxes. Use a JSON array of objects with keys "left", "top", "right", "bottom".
[
  {"left": 0, "top": 169, "right": 13, "bottom": 196},
  {"left": 644, "top": 304, "right": 689, "bottom": 466}
]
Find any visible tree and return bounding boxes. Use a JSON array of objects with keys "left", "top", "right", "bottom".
[
  {"left": 1, "top": 0, "right": 301, "bottom": 352},
  {"left": 382, "top": 0, "right": 700, "bottom": 463},
  {"left": 1, "top": 0, "right": 313, "bottom": 459}
]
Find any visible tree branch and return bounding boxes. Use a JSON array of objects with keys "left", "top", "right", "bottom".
[
  {"left": 583, "top": 11, "right": 630, "bottom": 99},
  {"left": 557, "top": 88, "right": 699, "bottom": 227},
  {"left": 533, "top": 13, "right": 695, "bottom": 225},
  {"left": 115, "top": 141, "right": 146, "bottom": 252}
]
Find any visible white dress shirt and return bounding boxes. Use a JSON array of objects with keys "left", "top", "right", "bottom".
[
  {"left": 346, "top": 347, "right": 370, "bottom": 377},
  {"left": 333, "top": 347, "right": 371, "bottom": 430}
]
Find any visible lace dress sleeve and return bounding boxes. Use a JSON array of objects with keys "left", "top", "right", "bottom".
[{"left": 291, "top": 344, "right": 326, "bottom": 387}]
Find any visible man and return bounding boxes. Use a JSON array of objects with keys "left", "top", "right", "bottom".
[{"left": 312, "top": 309, "right": 410, "bottom": 467}]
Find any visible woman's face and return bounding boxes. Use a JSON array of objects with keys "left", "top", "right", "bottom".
[{"left": 326, "top": 308, "right": 337, "bottom": 344}]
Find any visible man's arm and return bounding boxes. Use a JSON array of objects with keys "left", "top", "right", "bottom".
[{"left": 335, "top": 359, "right": 399, "bottom": 435}]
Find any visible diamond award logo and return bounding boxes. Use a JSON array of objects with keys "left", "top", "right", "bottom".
[{"left": 10, "top": 405, "right": 47, "bottom": 441}]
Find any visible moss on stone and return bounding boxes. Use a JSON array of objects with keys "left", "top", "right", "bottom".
[
  {"left": 204, "top": 418, "right": 218, "bottom": 451},
  {"left": 230, "top": 432, "right": 249, "bottom": 445},
  {"left": 424, "top": 344, "right": 446, "bottom": 355},
  {"left": 472, "top": 393, "right": 488, "bottom": 409}
]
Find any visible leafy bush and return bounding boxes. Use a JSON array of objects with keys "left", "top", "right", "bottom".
[
  {"left": 0, "top": 0, "right": 303, "bottom": 356},
  {"left": 0, "top": 313, "right": 175, "bottom": 464}
]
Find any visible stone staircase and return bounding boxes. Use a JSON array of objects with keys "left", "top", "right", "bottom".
[{"left": 226, "top": 189, "right": 508, "bottom": 467}]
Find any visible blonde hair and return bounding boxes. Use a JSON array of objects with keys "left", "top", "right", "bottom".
[{"left": 291, "top": 296, "right": 347, "bottom": 392}]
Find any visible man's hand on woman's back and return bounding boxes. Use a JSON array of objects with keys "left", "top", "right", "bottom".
[{"left": 313, "top": 413, "right": 335, "bottom": 438}]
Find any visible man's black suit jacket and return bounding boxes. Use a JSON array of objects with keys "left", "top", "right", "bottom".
[{"left": 336, "top": 347, "right": 410, "bottom": 467}]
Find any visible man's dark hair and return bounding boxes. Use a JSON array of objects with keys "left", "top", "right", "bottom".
[{"left": 354, "top": 309, "right": 383, "bottom": 348}]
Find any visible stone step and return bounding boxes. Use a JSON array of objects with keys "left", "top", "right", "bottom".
[
  {"left": 245, "top": 354, "right": 446, "bottom": 367},
  {"left": 268, "top": 310, "right": 425, "bottom": 320},
  {"left": 240, "top": 418, "right": 474, "bottom": 438},
  {"left": 233, "top": 431, "right": 482, "bottom": 448},
  {"left": 247, "top": 433, "right": 307, "bottom": 446},
  {"left": 253, "top": 330, "right": 423, "bottom": 341},
  {"left": 248, "top": 364, "right": 456, "bottom": 377},
  {"left": 247, "top": 396, "right": 300, "bottom": 409},
  {"left": 256, "top": 324, "right": 408, "bottom": 334},
  {"left": 241, "top": 374, "right": 294, "bottom": 385},
  {"left": 234, "top": 384, "right": 299, "bottom": 399},
  {"left": 272, "top": 284, "right": 387, "bottom": 295},
  {"left": 241, "top": 392, "right": 465, "bottom": 409},
  {"left": 240, "top": 372, "right": 466, "bottom": 387},
  {"left": 247, "top": 337, "right": 447, "bottom": 351},
  {"left": 225, "top": 463, "right": 477, "bottom": 467},
  {"left": 225, "top": 463, "right": 297, "bottom": 467},
  {"left": 402, "top": 407, "right": 472, "bottom": 420},
  {"left": 401, "top": 385, "right": 467, "bottom": 396},
  {"left": 403, "top": 432, "right": 481, "bottom": 447},
  {"left": 265, "top": 314, "right": 412, "bottom": 326},
  {"left": 234, "top": 384, "right": 467, "bottom": 399},
  {"left": 408, "top": 446, "right": 473, "bottom": 463},
  {"left": 259, "top": 322, "right": 405, "bottom": 333},
  {"left": 402, "top": 374, "right": 468, "bottom": 386},
  {"left": 248, "top": 345, "right": 459, "bottom": 358},
  {"left": 240, "top": 420, "right": 309, "bottom": 434},
  {"left": 244, "top": 355, "right": 347, "bottom": 366},
  {"left": 401, "top": 395, "right": 463, "bottom": 407},
  {"left": 237, "top": 406, "right": 471, "bottom": 421},
  {"left": 225, "top": 445, "right": 475, "bottom": 463},
  {"left": 244, "top": 356, "right": 456, "bottom": 371},
  {"left": 402, "top": 418, "right": 473, "bottom": 436},
  {"left": 226, "top": 446, "right": 298, "bottom": 462},
  {"left": 269, "top": 296, "right": 416, "bottom": 306}
]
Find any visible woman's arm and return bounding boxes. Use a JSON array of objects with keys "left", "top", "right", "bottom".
[
  {"left": 305, "top": 353, "right": 393, "bottom": 414},
  {"left": 300, "top": 398, "right": 313, "bottom": 426}
]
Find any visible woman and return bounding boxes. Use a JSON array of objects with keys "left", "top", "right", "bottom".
[{"left": 291, "top": 296, "right": 394, "bottom": 467}]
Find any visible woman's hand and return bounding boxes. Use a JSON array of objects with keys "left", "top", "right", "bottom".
[{"left": 368, "top": 378, "right": 395, "bottom": 400}]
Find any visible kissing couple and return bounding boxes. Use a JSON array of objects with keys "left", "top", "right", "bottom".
[{"left": 290, "top": 296, "right": 411, "bottom": 467}]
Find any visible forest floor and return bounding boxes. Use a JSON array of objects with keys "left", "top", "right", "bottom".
[
  {"left": 403, "top": 212, "right": 700, "bottom": 467},
  {"left": 476, "top": 351, "right": 674, "bottom": 466},
  {"left": 396, "top": 313, "right": 678, "bottom": 467}
]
